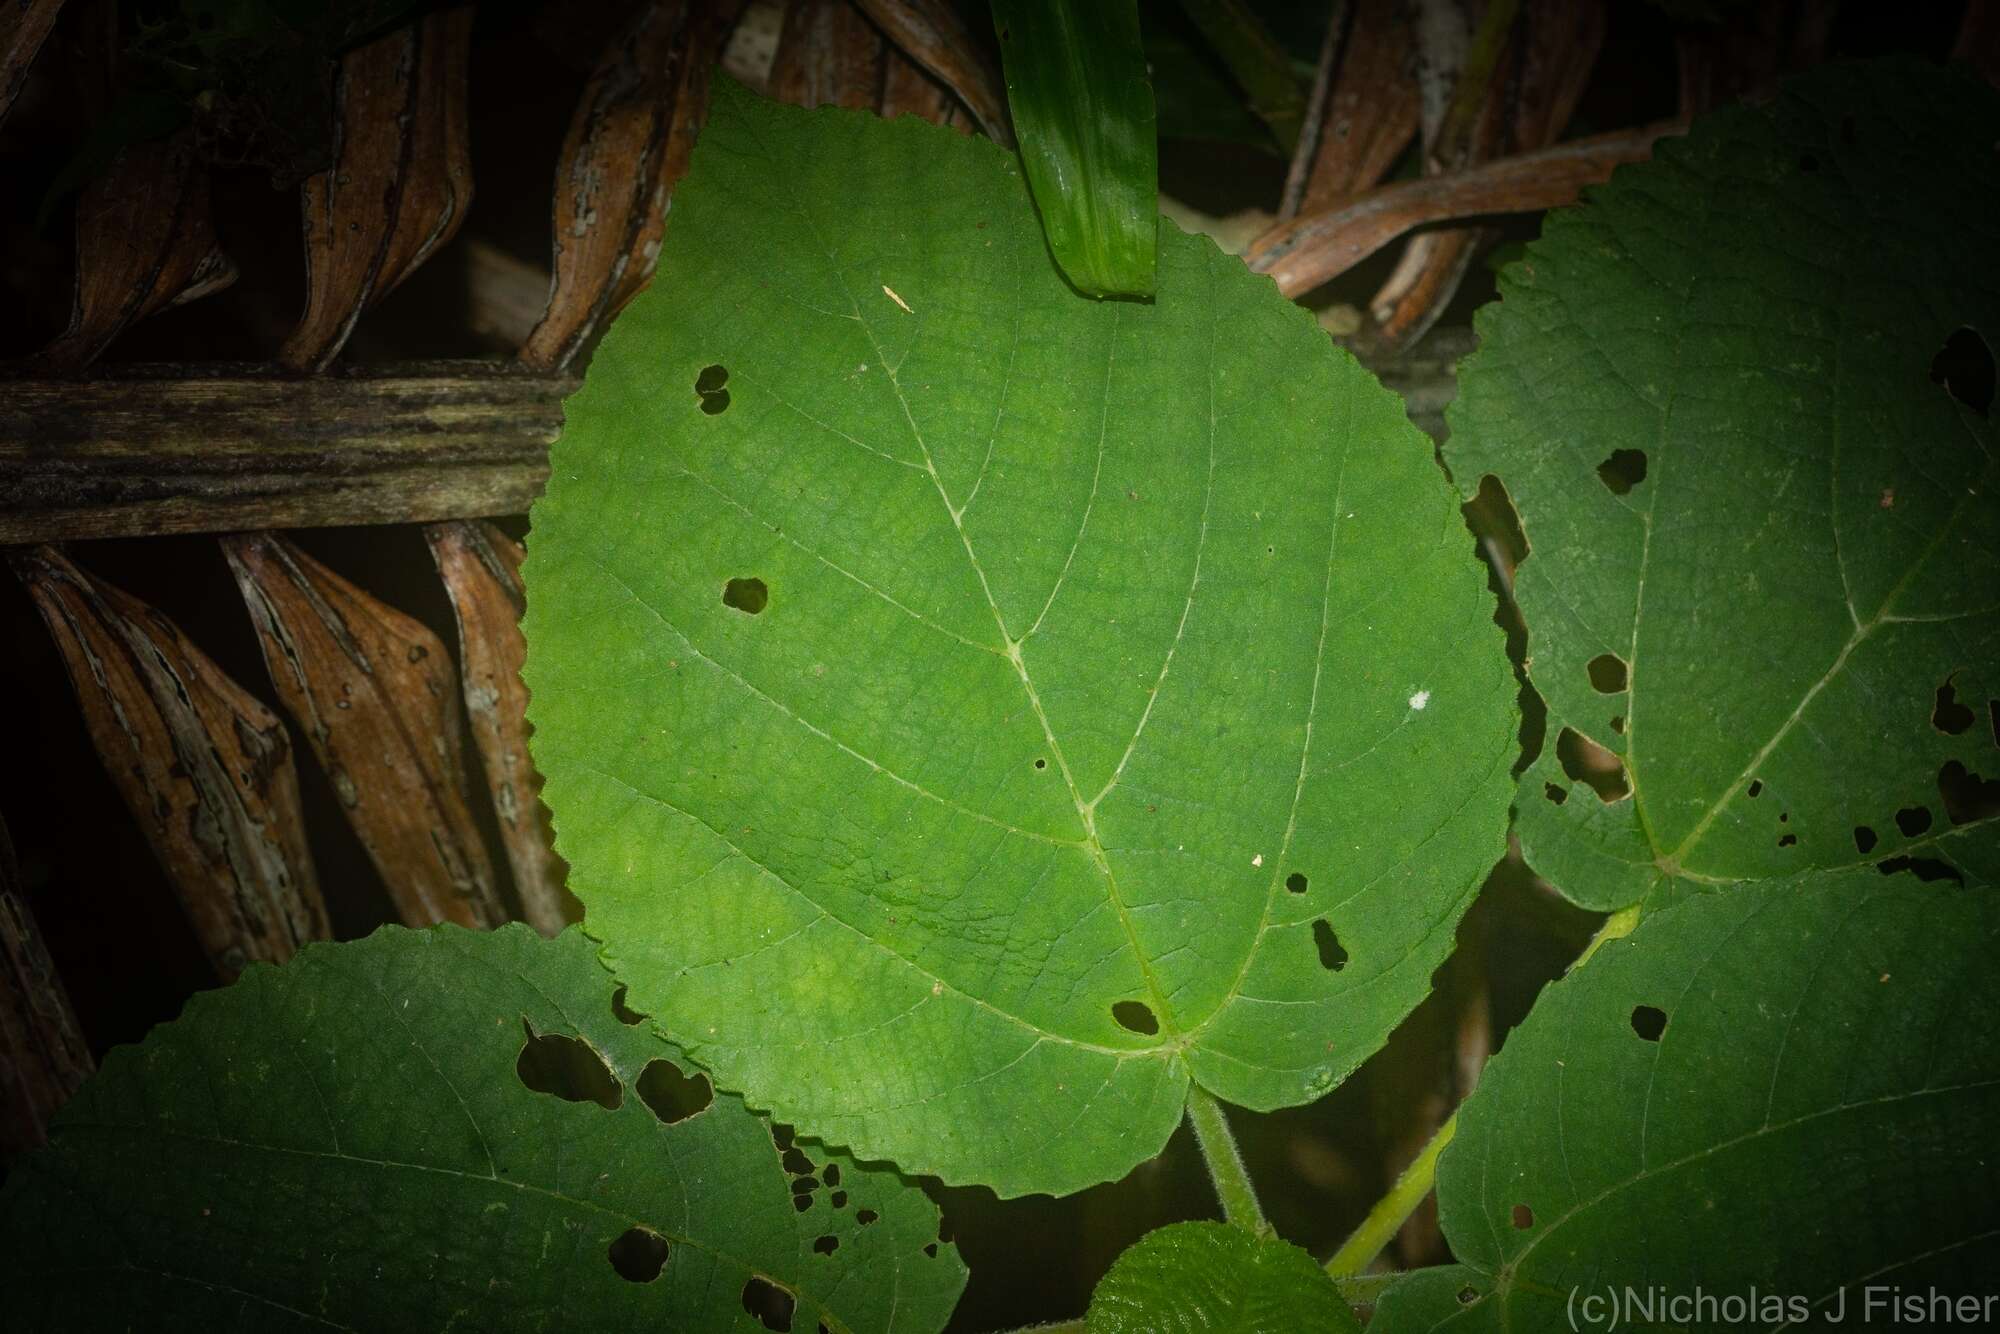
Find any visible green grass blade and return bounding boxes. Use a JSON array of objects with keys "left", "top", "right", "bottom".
[{"left": 992, "top": 0, "right": 1158, "bottom": 297}]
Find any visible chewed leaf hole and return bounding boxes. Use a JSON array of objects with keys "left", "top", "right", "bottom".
[
  {"left": 1933, "top": 679, "right": 1976, "bottom": 735},
  {"left": 813, "top": 1234, "right": 839, "bottom": 1255},
  {"left": 1557, "top": 727, "right": 1631, "bottom": 802},
  {"left": 608, "top": 1227, "right": 670, "bottom": 1282},
  {"left": 824, "top": 1164, "right": 841, "bottom": 1186},
  {"left": 1511, "top": 1203, "right": 1534, "bottom": 1230},
  {"left": 723, "top": 577, "right": 769, "bottom": 614},
  {"left": 1312, "top": 919, "right": 1348, "bottom": 971},
  {"left": 1034, "top": 757, "right": 1047, "bottom": 770},
  {"left": 1879, "top": 855, "right": 1965, "bottom": 885},
  {"left": 1895, "top": 805, "right": 1934, "bottom": 837},
  {"left": 1931, "top": 327, "right": 1994, "bottom": 416},
  {"left": 1747, "top": 779, "right": 1764, "bottom": 798},
  {"left": 1855, "top": 825, "right": 1878, "bottom": 854},
  {"left": 1596, "top": 448, "right": 1648, "bottom": 495},
  {"left": 637, "top": 1058, "right": 713, "bottom": 1125},
  {"left": 742, "top": 1276, "right": 796, "bottom": 1331},
  {"left": 516, "top": 1022, "right": 621, "bottom": 1109},
  {"left": 1778, "top": 833, "right": 1797, "bottom": 848},
  {"left": 1285, "top": 871, "right": 1308, "bottom": 894},
  {"left": 1544, "top": 782, "right": 1568, "bottom": 805},
  {"left": 1112, "top": 1000, "right": 1160, "bottom": 1035},
  {"left": 924, "top": 1242, "right": 940, "bottom": 1258},
  {"left": 856, "top": 1208, "right": 879, "bottom": 1226},
  {"left": 1586, "top": 653, "right": 1629, "bottom": 694},
  {"left": 1630, "top": 1005, "right": 1668, "bottom": 1041},
  {"left": 1458, "top": 1286, "right": 1479, "bottom": 1305},
  {"left": 1940, "top": 760, "right": 2000, "bottom": 826},
  {"left": 696, "top": 363, "right": 732, "bottom": 415},
  {"left": 611, "top": 985, "right": 646, "bottom": 1025}
]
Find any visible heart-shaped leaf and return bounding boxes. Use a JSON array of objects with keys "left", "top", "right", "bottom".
[
  {"left": 1371, "top": 871, "right": 2000, "bottom": 1331},
  {"left": 523, "top": 80, "right": 1516, "bottom": 1195},
  {"left": 1086, "top": 1220, "right": 1359, "bottom": 1333},
  {"left": 0, "top": 924, "right": 964, "bottom": 1333},
  {"left": 1447, "top": 58, "right": 2000, "bottom": 910}
]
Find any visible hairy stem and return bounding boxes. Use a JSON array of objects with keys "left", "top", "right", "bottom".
[
  {"left": 1185, "top": 1083, "right": 1270, "bottom": 1236},
  {"left": 1324, "top": 904, "right": 1646, "bottom": 1276},
  {"left": 1324, "top": 1113, "right": 1457, "bottom": 1276}
]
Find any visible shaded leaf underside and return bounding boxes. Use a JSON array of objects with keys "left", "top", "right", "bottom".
[
  {"left": 0, "top": 925, "right": 964, "bottom": 1333},
  {"left": 1449, "top": 59, "right": 2000, "bottom": 910},
  {"left": 1372, "top": 873, "right": 2000, "bottom": 1331}
]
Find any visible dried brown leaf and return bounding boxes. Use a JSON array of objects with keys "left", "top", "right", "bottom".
[
  {"left": 852, "top": 0, "right": 1009, "bottom": 142},
  {"left": 771, "top": 0, "right": 885, "bottom": 111},
  {"left": 1284, "top": 0, "right": 1421, "bottom": 222},
  {"left": 0, "top": 0, "right": 65, "bottom": 128},
  {"left": 424, "top": 521, "right": 571, "bottom": 937},
  {"left": 10, "top": 545, "right": 328, "bottom": 977},
  {"left": 30, "top": 132, "right": 236, "bottom": 375},
  {"left": 0, "top": 813, "right": 92, "bottom": 1155},
  {"left": 222, "top": 532, "right": 503, "bottom": 929},
  {"left": 880, "top": 45, "right": 971, "bottom": 131},
  {"left": 1248, "top": 122, "right": 1674, "bottom": 299},
  {"left": 279, "top": 9, "right": 475, "bottom": 372},
  {"left": 518, "top": 0, "right": 742, "bottom": 372}
]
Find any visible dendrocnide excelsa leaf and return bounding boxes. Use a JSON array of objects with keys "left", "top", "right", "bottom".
[
  {"left": 523, "top": 79, "right": 1516, "bottom": 1196},
  {"left": 1085, "top": 1220, "right": 1360, "bottom": 1332},
  {"left": 1447, "top": 58, "right": 2000, "bottom": 910},
  {"left": 0, "top": 924, "right": 965, "bottom": 1333},
  {"left": 1371, "top": 871, "right": 2000, "bottom": 1331}
]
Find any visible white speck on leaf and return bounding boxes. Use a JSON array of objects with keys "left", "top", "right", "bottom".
[
  {"left": 1251, "top": 853, "right": 1264, "bottom": 867},
  {"left": 1409, "top": 690, "right": 1431, "bottom": 710},
  {"left": 883, "top": 285, "right": 913, "bottom": 313}
]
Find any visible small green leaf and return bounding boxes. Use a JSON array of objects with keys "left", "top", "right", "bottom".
[
  {"left": 992, "top": 0, "right": 1159, "bottom": 296},
  {"left": 1086, "top": 1221, "right": 1359, "bottom": 1333},
  {"left": 523, "top": 83, "right": 1516, "bottom": 1196},
  {"left": 1447, "top": 58, "right": 2000, "bottom": 910},
  {"left": 0, "top": 925, "right": 965, "bottom": 1333},
  {"left": 1372, "top": 872, "right": 2000, "bottom": 1332}
]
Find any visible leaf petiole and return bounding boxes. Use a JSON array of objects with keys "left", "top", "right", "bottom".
[
  {"left": 1323, "top": 903, "right": 1644, "bottom": 1276},
  {"left": 1185, "top": 1083, "right": 1271, "bottom": 1236}
]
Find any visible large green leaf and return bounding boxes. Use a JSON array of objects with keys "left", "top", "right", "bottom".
[
  {"left": 1447, "top": 59, "right": 2000, "bottom": 910},
  {"left": 1085, "top": 1220, "right": 1359, "bottom": 1332},
  {"left": 522, "top": 81, "right": 1516, "bottom": 1195},
  {"left": 1372, "top": 872, "right": 2000, "bottom": 1332},
  {"left": 0, "top": 925, "right": 964, "bottom": 1333}
]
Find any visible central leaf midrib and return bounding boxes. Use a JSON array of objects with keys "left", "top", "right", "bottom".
[
  {"left": 866, "top": 305, "right": 1183, "bottom": 1036},
  {"left": 747, "top": 114, "right": 1191, "bottom": 1042},
  {"left": 1663, "top": 453, "right": 1994, "bottom": 870}
]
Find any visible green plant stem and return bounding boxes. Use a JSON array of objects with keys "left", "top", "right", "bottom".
[
  {"left": 1324, "top": 1112, "right": 1456, "bottom": 1276},
  {"left": 1185, "top": 1083, "right": 1271, "bottom": 1236},
  {"left": 1323, "top": 903, "right": 1645, "bottom": 1276},
  {"left": 1332, "top": 1270, "right": 1401, "bottom": 1306}
]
